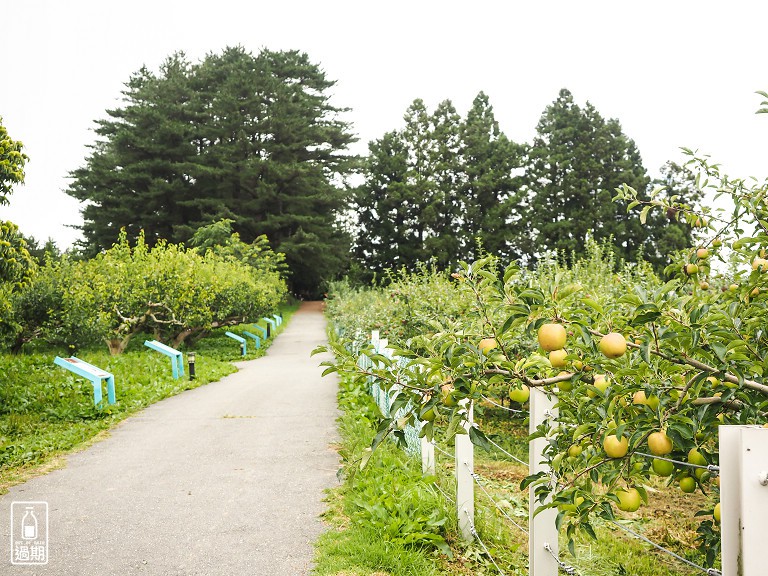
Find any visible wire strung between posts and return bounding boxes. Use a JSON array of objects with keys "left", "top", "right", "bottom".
[
  {"left": 464, "top": 462, "right": 530, "bottom": 535},
  {"left": 634, "top": 452, "right": 720, "bottom": 476},
  {"left": 486, "top": 436, "right": 529, "bottom": 468},
  {"left": 543, "top": 543, "right": 578, "bottom": 575},
  {"left": 462, "top": 507, "right": 507, "bottom": 576},
  {"left": 432, "top": 480, "right": 455, "bottom": 504},
  {"left": 430, "top": 439, "right": 456, "bottom": 460},
  {"left": 481, "top": 394, "right": 524, "bottom": 414},
  {"left": 610, "top": 521, "right": 722, "bottom": 576}
]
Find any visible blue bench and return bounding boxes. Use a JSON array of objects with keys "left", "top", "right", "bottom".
[
  {"left": 54, "top": 356, "right": 116, "bottom": 407},
  {"left": 225, "top": 331, "right": 247, "bottom": 356},
  {"left": 144, "top": 340, "right": 184, "bottom": 379}
]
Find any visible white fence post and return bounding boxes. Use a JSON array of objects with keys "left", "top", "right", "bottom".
[
  {"left": 720, "top": 425, "right": 768, "bottom": 576},
  {"left": 456, "top": 401, "right": 474, "bottom": 541},
  {"left": 529, "top": 387, "right": 558, "bottom": 576},
  {"left": 422, "top": 437, "right": 435, "bottom": 475}
]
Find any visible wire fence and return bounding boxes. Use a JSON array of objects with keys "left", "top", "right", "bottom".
[
  {"left": 462, "top": 507, "right": 507, "bottom": 576},
  {"left": 353, "top": 333, "right": 725, "bottom": 576},
  {"left": 543, "top": 544, "right": 578, "bottom": 575},
  {"left": 432, "top": 479, "right": 455, "bottom": 504},
  {"left": 635, "top": 451, "right": 721, "bottom": 475},
  {"left": 482, "top": 393, "right": 525, "bottom": 414},
  {"left": 431, "top": 439, "right": 455, "bottom": 460},
  {"left": 465, "top": 461, "right": 530, "bottom": 535},
  {"left": 609, "top": 521, "right": 722, "bottom": 576},
  {"left": 486, "top": 435, "right": 529, "bottom": 468}
]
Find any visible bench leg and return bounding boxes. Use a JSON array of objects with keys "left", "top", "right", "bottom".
[
  {"left": 106, "top": 376, "right": 116, "bottom": 404},
  {"left": 91, "top": 377, "right": 103, "bottom": 406}
]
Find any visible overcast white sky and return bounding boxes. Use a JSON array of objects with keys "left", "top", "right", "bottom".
[{"left": 1, "top": 1, "right": 766, "bottom": 248}]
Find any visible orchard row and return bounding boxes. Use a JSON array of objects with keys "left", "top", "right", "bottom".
[
  {"left": 0, "top": 224, "right": 287, "bottom": 355},
  {"left": 320, "top": 153, "right": 768, "bottom": 566}
]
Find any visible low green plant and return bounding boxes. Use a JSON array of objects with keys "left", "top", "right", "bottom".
[
  {"left": 314, "top": 370, "right": 450, "bottom": 575},
  {"left": 0, "top": 350, "right": 235, "bottom": 489},
  {"left": 0, "top": 303, "right": 296, "bottom": 491},
  {"left": 350, "top": 456, "right": 450, "bottom": 555}
]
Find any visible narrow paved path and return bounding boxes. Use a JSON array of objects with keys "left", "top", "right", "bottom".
[{"left": 1, "top": 301, "right": 339, "bottom": 575}]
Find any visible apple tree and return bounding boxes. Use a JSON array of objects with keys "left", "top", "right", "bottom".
[
  {"left": 56, "top": 231, "right": 286, "bottom": 353},
  {"left": 320, "top": 147, "right": 768, "bottom": 565}
]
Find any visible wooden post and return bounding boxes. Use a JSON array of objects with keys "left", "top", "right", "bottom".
[
  {"left": 529, "top": 387, "right": 558, "bottom": 576},
  {"left": 456, "top": 401, "right": 474, "bottom": 542},
  {"left": 720, "top": 425, "right": 768, "bottom": 576}
]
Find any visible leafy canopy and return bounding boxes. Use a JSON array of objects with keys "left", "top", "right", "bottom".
[
  {"left": 67, "top": 47, "right": 356, "bottom": 296},
  {"left": 0, "top": 116, "right": 28, "bottom": 205}
]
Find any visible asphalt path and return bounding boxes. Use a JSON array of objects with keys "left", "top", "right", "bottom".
[{"left": 1, "top": 301, "right": 339, "bottom": 575}]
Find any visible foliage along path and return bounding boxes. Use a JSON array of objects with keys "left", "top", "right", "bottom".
[{"left": 0, "top": 301, "right": 339, "bottom": 575}]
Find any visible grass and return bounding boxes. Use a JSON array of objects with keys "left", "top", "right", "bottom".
[
  {"left": 314, "top": 527, "right": 441, "bottom": 576},
  {"left": 313, "top": 376, "right": 446, "bottom": 576},
  {"left": 0, "top": 303, "right": 298, "bottom": 493},
  {"left": 314, "top": 383, "right": 718, "bottom": 576}
]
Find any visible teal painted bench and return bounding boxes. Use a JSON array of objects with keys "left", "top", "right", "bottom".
[
  {"left": 225, "top": 331, "right": 247, "bottom": 356},
  {"left": 250, "top": 324, "right": 268, "bottom": 340},
  {"left": 144, "top": 340, "right": 184, "bottom": 379},
  {"left": 54, "top": 356, "right": 116, "bottom": 407},
  {"left": 242, "top": 331, "right": 261, "bottom": 349}
]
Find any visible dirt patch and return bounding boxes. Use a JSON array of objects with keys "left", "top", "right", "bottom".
[
  {"left": 631, "top": 476, "right": 711, "bottom": 548},
  {"left": 476, "top": 460, "right": 528, "bottom": 486},
  {"left": 299, "top": 300, "right": 326, "bottom": 313}
]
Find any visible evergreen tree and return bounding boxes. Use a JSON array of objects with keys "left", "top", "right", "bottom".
[
  {"left": 353, "top": 94, "right": 522, "bottom": 279},
  {"left": 521, "top": 89, "right": 653, "bottom": 264},
  {"left": 458, "top": 92, "right": 524, "bottom": 261},
  {"left": 67, "top": 47, "right": 356, "bottom": 295},
  {"left": 69, "top": 54, "right": 196, "bottom": 248},
  {"left": 641, "top": 161, "right": 701, "bottom": 270},
  {"left": 352, "top": 130, "right": 411, "bottom": 279},
  {"left": 353, "top": 99, "right": 450, "bottom": 279},
  {"left": 21, "top": 234, "right": 61, "bottom": 266},
  {"left": 424, "top": 100, "right": 463, "bottom": 265}
]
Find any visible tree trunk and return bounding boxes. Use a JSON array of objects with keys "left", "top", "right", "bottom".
[
  {"left": 173, "top": 328, "right": 201, "bottom": 348},
  {"left": 106, "top": 334, "right": 132, "bottom": 355}
]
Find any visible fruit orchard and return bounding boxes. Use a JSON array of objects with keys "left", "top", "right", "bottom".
[
  {"left": 0, "top": 225, "right": 287, "bottom": 355},
  {"left": 320, "top": 152, "right": 768, "bottom": 569}
]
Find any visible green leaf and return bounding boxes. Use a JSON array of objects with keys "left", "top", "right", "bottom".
[
  {"left": 581, "top": 298, "right": 603, "bottom": 314},
  {"left": 639, "top": 205, "right": 651, "bottom": 225},
  {"left": 469, "top": 426, "right": 491, "bottom": 451},
  {"left": 520, "top": 471, "right": 547, "bottom": 491},
  {"left": 710, "top": 342, "right": 727, "bottom": 363},
  {"left": 640, "top": 340, "right": 651, "bottom": 364},
  {"left": 582, "top": 521, "right": 597, "bottom": 540}
]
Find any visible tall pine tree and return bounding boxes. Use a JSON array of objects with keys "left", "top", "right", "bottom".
[
  {"left": 642, "top": 161, "right": 701, "bottom": 270},
  {"left": 67, "top": 47, "right": 356, "bottom": 295},
  {"left": 458, "top": 92, "right": 524, "bottom": 261},
  {"left": 353, "top": 130, "right": 411, "bottom": 277},
  {"left": 520, "top": 89, "right": 652, "bottom": 264},
  {"left": 353, "top": 94, "right": 523, "bottom": 279}
]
